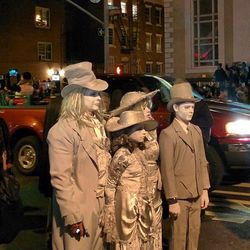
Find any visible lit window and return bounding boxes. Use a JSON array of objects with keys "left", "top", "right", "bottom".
[
  {"left": 37, "top": 42, "right": 52, "bottom": 61},
  {"left": 146, "top": 62, "right": 153, "bottom": 73},
  {"left": 145, "top": 5, "right": 152, "bottom": 24},
  {"left": 146, "top": 33, "right": 152, "bottom": 52},
  {"left": 108, "top": 0, "right": 113, "bottom": 6},
  {"left": 121, "top": 1, "right": 127, "bottom": 14},
  {"left": 193, "top": 0, "right": 218, "bottom": 67},
  {"left": 156, "top": 34, "right": 162, "bottom": 53},
  {"left": 155, "top": 7, "right": 162, "bottom": 26},
  {"left": 132, "top": 4, "right": 137, "bottom": 20},
  {"left": 35, "top": 6, "right": 50, "bottom": 28},
  {"left": 156, "top": 62, "right": 163, "bottom": 74}
]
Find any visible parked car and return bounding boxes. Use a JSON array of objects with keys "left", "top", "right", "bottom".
[{"left": 98, "top": 74, "right": 250, "bottom": 187}]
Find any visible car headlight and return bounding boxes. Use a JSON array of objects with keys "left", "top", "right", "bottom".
[{"left": 225, "top": 120, "right": 250, "bottom": 135}]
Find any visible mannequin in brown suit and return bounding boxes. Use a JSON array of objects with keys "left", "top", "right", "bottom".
[{"left": 159, "top": 82, "right": 210, "bottom": 250}]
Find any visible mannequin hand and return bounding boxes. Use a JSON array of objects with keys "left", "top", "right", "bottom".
[
  {"left": 169, "top": 203, "right": 180, "bottom": 220},
  {"left": 67, "top": 221, "right": 89, "bottom": 239},
  {"left": 201, "top": 190, "right": 209, "bottom": 209}
]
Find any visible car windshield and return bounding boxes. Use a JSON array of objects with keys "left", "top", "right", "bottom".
[{"left": 145, "top": 75, "right": 203, "bottom": 103}]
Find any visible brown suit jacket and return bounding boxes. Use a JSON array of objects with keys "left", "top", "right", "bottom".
[{"left": 159, "top": 119, "right": 210, "bottom": 200}]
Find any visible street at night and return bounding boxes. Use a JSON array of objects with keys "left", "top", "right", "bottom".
[{"left": 0, "top": 170, "right": 249, "bottom": 250}]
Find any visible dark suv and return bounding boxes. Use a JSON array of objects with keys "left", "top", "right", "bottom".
[{"left": 99, "top": 74, "right": 250, "bottom": 188}]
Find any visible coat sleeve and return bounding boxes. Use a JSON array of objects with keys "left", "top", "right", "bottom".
[
  {"left": 197, "top": 127, "right": 211, "bottom": 190},
  {"left": 105, "top": 148, "right": 130, "bottom": 205},
  {"left": 47, "top": 122, "right": 84, "bottom": 226},
  {"left": 159, "top": 129, "right": 177, "bottom": 199}
]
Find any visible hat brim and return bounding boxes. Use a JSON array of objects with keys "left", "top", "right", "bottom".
[
  {"left": 110, "top": 89, "right": 160, "bottom": 117},
  {"left": 61, "top": 79, "right": 108, "bottom": 98},
  {"left": 106, "top": 117, "right": 158, "bottom": 132},
  {"left": 167, "top": 97, "right": 196, "bottom": 112}
]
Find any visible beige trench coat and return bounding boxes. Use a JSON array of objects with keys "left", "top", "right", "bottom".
[
  {"left": 159, "top": 119, "right": 210, "bottom": 200},
  {"left": 47, "top": 118, "right": 106, "bottom": 250}
]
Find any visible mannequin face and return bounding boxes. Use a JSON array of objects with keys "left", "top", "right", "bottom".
[
  {"left": 128, "top": 124, "right": 146, "bottom": 143},
  {"left": 84, "top": 89, "right": 101, "bottom": 112},
  {"left": 173, "top": 102, "right": 195, "bottom": 124}
]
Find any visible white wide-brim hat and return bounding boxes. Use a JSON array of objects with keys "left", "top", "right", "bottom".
[
  {"left": 61, "top": 61, "right": 108, "bottom": 97},
  {"left": 106, "top": 110, "right": 158, "bottom": 132}
]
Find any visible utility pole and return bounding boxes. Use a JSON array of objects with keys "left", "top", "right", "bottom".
[{"left": 65, "top": 0, "right": 109, "bottom": 72}]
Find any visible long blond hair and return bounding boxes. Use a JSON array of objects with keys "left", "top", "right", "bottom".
[{"left": 59, "top": 88, "right": 104, "bottom": 127}]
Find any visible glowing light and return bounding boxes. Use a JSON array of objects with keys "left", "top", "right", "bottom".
[
  {"left": 226, "top": 120, "right": 250, "bottom": 135},
  {"left": 47, "top": 69, "right": 54, "bottom": 76},
  {"left": 59, "top": 69, "right": 65, "bottom": 76}
]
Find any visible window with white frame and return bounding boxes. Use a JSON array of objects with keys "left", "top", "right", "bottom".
[
  {"left": 37, "top": 42, "right": 52, "bottom": 61},
  {"left": 156, "top": 62, "right": 163, "bottom": 74},
  {"left": 109, "top": 27, "right": 114, "bottom": 45},
  {"left": 146, "top": 33, "right": 152, "bottom": 52},
  {"left": 145, "top": 5, "right": 152, "bottom": 24},
  {"left": 193, "top": 0, "right": 218, "bottom": 67},
  {"left": 156, "top": 34, "right": 162, "bottom": 53},
  {"left": 132, "top": 3, "right": 138, "bottom": 20},
  {"left": 145, "top": 62, "right": 153, "bottom": 73},
  {"left": 121, "top": 1, "right": 127, "bottom": 14},
  {"left": 155, "top": 7, "right": 162, "bottom": 26},
  {"left": 35, "top": 6, "right": 50, "bottom": 28}
]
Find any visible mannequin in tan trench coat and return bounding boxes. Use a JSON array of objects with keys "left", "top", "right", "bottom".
[{"left": 47, "top": 62, "right": 111, "bottom": 250}]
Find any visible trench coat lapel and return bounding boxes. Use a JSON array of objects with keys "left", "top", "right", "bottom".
[
  {"left": 173, "top": 119, "right": 195, "bottom": 152},
  {"left": 69, "top": 120, "right": 98, "bottom": 168}
]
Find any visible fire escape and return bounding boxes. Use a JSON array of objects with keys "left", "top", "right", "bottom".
[{"left": 109, "top": 2, "right": 138, "bottom": 54}]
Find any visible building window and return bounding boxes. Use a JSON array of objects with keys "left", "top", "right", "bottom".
[
  {"left": 109, "top": 28, "right": 114, "bottom": 45},
  {"left": 38, "top": 42, "right": 52, "bottom": 61},
  {"left": 155, "top": 7, "right": 162, "bottom": 26},
  {"left": 145, "top": 5, "right": 152, "bottom": 24},
  {"left": 145, "top": 62, "right": 153, "bottom": 73},
  {"left": 132, "top": 3, "right": 138, "bottom": 20},
  {"left": 156, "top": 34, "right": 162, "bottom": 53},
  {"left": 35, "top": 6, "right": 50, "bottom": 28},
  {"left": 193, "top": 0, "right": 218, "bottom": 67},
  {"left": 156, "top": 62, "right": 163, "bottom": 74},
  {"left": 108, "top": 0, "right": 113, "bottom": 6},
  {"left": 121, "top": 1, "right": 127, "bottom": 14},
  {"left": 132, "top": 29, "right": 139, "bottom": 48},
  {"left": 146, "top": 33, "right": 152, "bottom": 52}
]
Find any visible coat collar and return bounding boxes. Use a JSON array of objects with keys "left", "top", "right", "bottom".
[
  {"left": 67, "top": 119, "right": 98, "bottom": 167},
  {"left": 172, "top": 119, "right": 195, "bottom": 152}
]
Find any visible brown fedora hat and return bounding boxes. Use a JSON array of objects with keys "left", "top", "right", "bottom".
[
  {"left": 167, "top": 81, "right": 196, "bottom": 111},
  {"left": 110, "top": 89, "right": 159, "bottom": 117},
  {"left": 61, "top": 62, "right": 108, "bottom": 97},
  {"left": 106, "top": 110, "right": 158, "bottom": 132}
]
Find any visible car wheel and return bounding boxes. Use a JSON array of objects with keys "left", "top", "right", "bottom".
[
  {"left": 206, "top": 145, "right": 225, "bottom": 189},
  {"left": 14, "top": 136, "right": 41, "bottom": 175}
]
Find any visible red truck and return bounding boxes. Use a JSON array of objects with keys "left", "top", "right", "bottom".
[{"left": 0, "top": 105, "right": 46, "bottom": 174}]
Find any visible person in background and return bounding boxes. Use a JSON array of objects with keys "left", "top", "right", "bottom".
[
  {"left": 47, "top": 62, "right": 111, "bottom": 250},
  {"left": 159, "top": 81, "right": 210, "bottom": 250},
  {"left": 213, "top": 63, "right": 227, "bottom": 98},
  {"left": 17, "top": 72, "right": 34, "bottom": 96},
  {"left": 104, "top": 110, "right": 158, "bottom": 249}
]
